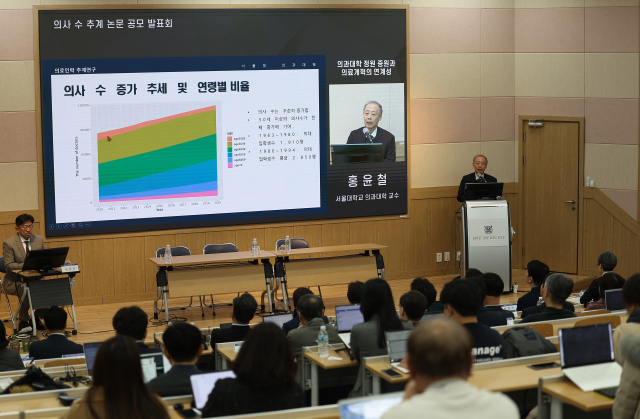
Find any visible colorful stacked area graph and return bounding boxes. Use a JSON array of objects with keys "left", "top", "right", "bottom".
[{"left": 97, "top": 105, "right": 217, "bottom": 202}]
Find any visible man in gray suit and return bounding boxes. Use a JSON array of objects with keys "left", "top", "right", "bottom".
[
  {"left": 2, "top": 214, "right": 45, "bottom": 332},
  {"left": 287, "top": 294, "right": 340, "bottom": 384}
]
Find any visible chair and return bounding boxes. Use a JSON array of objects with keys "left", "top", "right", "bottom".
[
  {"left": 526, "top": 322, "right": 554, "bottom": 337},
  {"left": 0, "top": 257, "right": 16, "bottom": 330},
  {"left": 574, "top": 314, "right": 622, "bottom": 329},
  {"left": 576, "top": 309, "right": 610, "bottom": 317},
  {"left": 202, "top": 243, "right": 240, "bottom": 315}
]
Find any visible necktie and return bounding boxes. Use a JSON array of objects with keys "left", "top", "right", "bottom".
[
  {"left": 25, "top": 240, "right": 30, "bottom": 254},
  {"left": 478, "top": 175, "right": 485, "bottom": 183},
  {"left": 365, "top": 132, "right": 373, "bottom": 143}
]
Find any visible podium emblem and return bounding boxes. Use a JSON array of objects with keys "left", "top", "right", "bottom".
[{"left": 484, "top": 225, "right": 493, "bottom": 234}]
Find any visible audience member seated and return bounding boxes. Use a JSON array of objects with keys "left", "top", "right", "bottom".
[
  {"left": 350, "top": 278, "right": 411, "bottom": 397},
  {"left": 411, "top": 277, "right": 443, "bottom": 312},
  {"left": 112, "top": 306, "right": 156, "bottom": 354},
  {"left": 521, "top": 299, "right": 575, "bottom": 319},
  {"left": 29, "top": 306, "right": 83, "bottom": 360},
  {"left": 516, "top": 260, "right": 550, "bottom": 311},
  {"left": 147, "top": 322, "right": 203, "bottom": 397},
  {"left": 519, "top": 274, "right": 576, "bottom": 324},
  {"left": 202, "top": 323, "right": 303, "bottom": 417},
  {"left": 62, "top": 335, "right": 170, "bottom": 419},
  {"left": 210, "top": 293, "right": 257, "bottom": 345},
  {"left": 440, "top": 279, "right": 505, "bottom": 363},
  {"left": 288, "top": 294, "right": 340, "bottom": 384},
  {"left": 464, "top": 268, "right": 483, "bottom": 279},
  {"left": 282, "top": 288, "right": 328, "bottom": 334},
  {"left": 381, "top": 319, "right": 519, "bottom": 419},
  {"left": 476, "top": 273, "right": 514, "bottom": 327},
  {"left": 347, "top": 281, "right": 365, "bottom": 304},
  {"left": 613, "top": 334, "right": 640, "bottom": 419},
  {"left": 585, "top": 272, "right": 625, "bottom": 311},
  {"left": 580, "top": 251, "right": 618, "bottom": 305},
  {"left": 399, "top": 291, "right": 429, "bottom": 327},
  {"left": 0, "top": 321, "right": 25, "bottom": 372},
  {"left": 614, "top": 274, "right": 640, "bottom": 365}
]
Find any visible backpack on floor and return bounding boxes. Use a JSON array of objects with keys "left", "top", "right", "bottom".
[{"left": 502, "top": 326, "right": 557, "bottom": 358}]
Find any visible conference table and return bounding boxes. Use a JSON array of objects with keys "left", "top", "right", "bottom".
[
  {"left": 149, "top": 243, "right": 386, "bottom": 321},
  {"left": 538, "top": 375, "right": 614, "bottom": 419}
]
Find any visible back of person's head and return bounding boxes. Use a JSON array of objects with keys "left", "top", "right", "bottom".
[
  {"left": 464, "top": 268, "right": 483, "bottom": 279},
  {"left": 15, "top": 213, "right": 34, "bottom": 227},
  {"left": 399, "top": 291, "right": 429, "bottom": 322},
  {"left": 479, "top": 273, "right": 504, "bottom": 298},
  {"left": 162, "top": 323, "right": 202, "bottom": 363},
  {"left": 599, "top": 272, "right": 625, "bottom": 300},
  {"left": 292, "top": 287, "right": 314, "bottom": 309},
  {"left": 233, "top": 293, "right": 257, "bottom": 323},
  {"left": 623, "top": 274, "right": 640, "bottom": 309},
  {"left": 42, "top": 306, "right": 67, "bottom": 331},
  {"left": 90, "top": 335, "right": 169, "bottom": 419},
  {"left": 544, "top": 273, "right": 574, "bottom": 305},
  {"left": 347, "top": 281, "right": 365, "bottom": 304},
  {"left": 527, "top": 260, "right": 549, "bottom": 286},
  {"left": 361, "top": 278, "right": 403, "bottom": 348},
  {"left": 112, "top": 306, "right": 148, "bottom": 340},
  {"left": 470, "top": 277, "right": 487, "bottom": 305},
  {"left": 440, "top": 279, "right": 481, "bottom": 317},
  {"left": 296, "top": 294, "right": 324, "bottom": 322},
  {"left": 410, "top": 277, "right": 437, "bottom": 307},
  {"left": 407, "top": 318, "right": 473, "bottom": 379},
  {"left": 598, "top": 252, "right": 618, "bottom": 272},
  {"left": 234, "top": 322, "right": 295, "bottom": 389}
]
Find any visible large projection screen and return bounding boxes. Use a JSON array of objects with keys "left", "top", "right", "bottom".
[{"left": 36, "top": 7, "right": 409, "bottom": 237}]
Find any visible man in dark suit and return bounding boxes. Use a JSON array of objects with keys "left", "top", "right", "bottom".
[
  {"left": 516, "top": 260, "right": 549, "bottom": 311},
  {"left": 477, "top": 273, "right": 514, "bottom": 327},
  {"left": 2, "top": 214, "right": 46, "bottom": 333},
  {"left": 29, "top": 306, "right": 82, "bottom": 360},
  {"left": 113, "top": 306, "right": 156, "bottom": 354},
  {"left": 282, "top": 288, "right": 328, "bottom": 334},
  {"left": 210, "top": 293, "right": 257, "bottom": 345},
  {"left": 147, "top": 322, "right": 203, "bottom": 397},
  {"left": 580, "top": 251, "right": 618, "bottom": 305},
  {"left": 457, "top": 155, "right": 497, "bottom": 202},
  {"left": 346, "top": 101, "right": 396, "bottom": 162}
]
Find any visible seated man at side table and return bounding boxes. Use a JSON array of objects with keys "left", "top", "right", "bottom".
[
  {"left": 477, "top": 273, "right": 514, "bottom": 327},
  {"left": 440, "top": 279, "right": 506, "bottom": 363},
  {"left": 210, "top": 293, "right": 257, "bottom": 345},
  {"left": 283, "top": 288, "right": 328, "bottom": 334},
  {"left": 287, "top": 294, "right": 340, "bottom": 384},
  {"left": 147, "top": 322, "right": 203, "bottom": 397},
  {"left": 516, "top": 260, "right": 549, "bottom": 311},
  {"left": 381, "top": 319, "right": 519, "bottom": 419},
  {"left": 399, "top": 291, "right": 429, "bottom": 327},
  {"left": 29, "top": 306, "right": 82, "bottom": 360},
  {"left": 112, "top": 306, "right": 156, "bottom": 354},
  {"left": 580, "top": 251, "right": 618, "bottom": 306},
  {"left": 519, "top": 274, "right": 576, "bottom": 324}
]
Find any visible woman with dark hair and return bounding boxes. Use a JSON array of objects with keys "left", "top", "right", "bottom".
[
  {"left": 585, "top": 272, "right": 625, "bottom": 311},
  {"left": 0, "top": 322, "right": 24, "bottom": 372},
  {"left": 349, "top": 278, "right": 410, "bottom": 397},
  {"left": 62, "top": 335, "right": 170, "bottom": 419},
  {"left": 347, "top": 281, "right": 365, "bottom": 304},
  {"left": 614, "top": 274, "right": 640, "bottom": 365},
  {"left": 201, "top": 322, "right": 303, "bottom": 417}
]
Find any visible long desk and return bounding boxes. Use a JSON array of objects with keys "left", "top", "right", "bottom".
[
  {"left": 538, "top": 375, "right": 614, "bottom": 419},
  {"left": 303, "top": 346, "right": 359, "bottom": 407}
]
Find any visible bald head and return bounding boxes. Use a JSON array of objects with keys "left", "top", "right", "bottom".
[{"left": 407, "top": 318, "right": 473, "bottom": 379}]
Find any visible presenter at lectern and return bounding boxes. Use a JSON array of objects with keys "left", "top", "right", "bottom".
[
  {"left": 347, "top": 101, "right": 396, "bottom": 162},
  {"left": 456, "top": 154, "right": 497, "bottom": 202},
  {"left": 2, "top": 214, "right": 45, "bottom": 333}
]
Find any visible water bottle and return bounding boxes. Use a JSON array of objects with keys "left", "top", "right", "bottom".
[
  {"left": 537, "top": 296, "right": 544, "bottom": 306},
  {"left": 251, "top": 238, "right": 259, "bottom": 257},
  {"left": 165, "top": 245, "right": 172, "bottom": 263},
  {"left": 285, "top": 235, "right": 291, "bottom": 254},
  {"left": 318, "top": 325, "right": 329, "bottom": 358}
]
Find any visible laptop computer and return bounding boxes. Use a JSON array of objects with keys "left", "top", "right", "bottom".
[
  {"left": 385, "top": 330, "right": 412, "bottom": 372},
  {"left": 140, "top": 351, "right": 168, "bottom": 383},
  {"left": 558, "top": 323, "right": 622, "bottom": 392},
  {"left": 190, "top": 370, "right": 236, "bottom": 410},
  {"left": 335, "top": 304, "right": 364, "bottom": 333},
  {"left": 82, "top": 341, "right": 103, "bottom": 378},
  {"left": 338, "top": 392, "right": 403, "bottom": 419},
  {"left": 605, "top": 289, "right": 624, "bottom": 311},
  {"left": 262, "top": 313, "right": 294, "bottom": 328}
]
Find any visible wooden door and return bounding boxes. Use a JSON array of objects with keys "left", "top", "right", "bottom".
[{"left": 522, "top": 120, "right": 580, "bottom": 273}]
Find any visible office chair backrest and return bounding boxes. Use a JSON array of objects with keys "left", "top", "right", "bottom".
[
  {"left": 155, "top": 246, "right": 192, "bottom": 258},
  {"left": 203, "top": 243, "right": 239, "bottom": 254},
  {"left": 0, "top": 257, "right": 4, "bottom": 274},
  {"left": 275, "top": 237, "right": 309, "bottom": 250}
]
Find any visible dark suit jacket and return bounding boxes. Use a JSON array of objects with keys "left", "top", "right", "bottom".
[
  {"left": 2, "top": 234, "right": 45, "bottom": 282},
  {"left": 137, "top": 341, "right": 160, "bottom": 355},
  {"left": 147, "top": 364, "right": 201, "bottom": 397},
  {"left": 282, "top": 315, "right": 329, "bottom": 335},
  {"left": 347, "top": 127, "right": 396, "bottom": 162},
  {"left": 29, "top": 334, "right": 83, "bottom": 360},
  {"left": 580, "top": 276, "right": 603, "bottom": 305},
  {"left": 457, "top": 173, "right": 498, "bottom": 202},
  {"left": 477, "top": 306, "right": 513, "bottom": 327},
  {"left": 521, "top": 301, "right": 575, "bottom": 319},
  {"left": 517, "top": 286, "right": 542, "bottom": 312},
  {"left": 210, "top": 325, "right": 251, "bottom": 346}
]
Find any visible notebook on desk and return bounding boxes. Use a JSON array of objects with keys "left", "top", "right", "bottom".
[
  {"left": 559, "top": 323, "right": 622, "bottom": 392},
  {"left": 190, "top": 370, "right": 236, "bottom": 410},
  {"left": 335, "top": 304, "right": 364, "bottom": 333}
]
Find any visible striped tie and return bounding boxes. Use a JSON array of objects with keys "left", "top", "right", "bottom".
[{"left": 25, "top": 240, "right": 30, "bottom": 254}]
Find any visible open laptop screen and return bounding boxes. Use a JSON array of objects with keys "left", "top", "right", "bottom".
[
  {"left": 262, "top": 313, "right": 294, "bottom": 329},
  {"left": 140, "top": 351, "right": 166, "bottom": 383},
  {"left": 385, "top": 330, "right": 412, "bottom": 363},
  {"left": 82, "top": 341, "right": 103, "bottom": 377},
  {"left": 339, "top": 393, "right": 403, "bottom": 419},
  {"left": 191, "top": 370, "right": 236, "bottom": 409},
  {"left": 605, "top": 289, "right": 624, "bottom": 311},
  {"left": 559, "top": 323, "right": 614, "bottom": 368},
  {"left": 336, "top": 305, "right": 364, "bottom": 333}
]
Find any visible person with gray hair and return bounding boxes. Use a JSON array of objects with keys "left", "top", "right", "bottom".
[
  {"left": 520, "top": 273, "right": 577, "bottom": 324},
  {"left": 346, "top": 100, "right": 396, "bottom": 162},
  {"left": 381, "top": 319, "right": 518, "bottom": 419},
  {"left": 581, "top": 251, "right": 618, "bottom": 305},
  {"left": 456, "top": 154, "right": 497, "bottom": 202}
]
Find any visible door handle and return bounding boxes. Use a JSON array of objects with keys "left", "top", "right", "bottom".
[{"left": 564, "top": 200, "right": 576, "bottom": 204}]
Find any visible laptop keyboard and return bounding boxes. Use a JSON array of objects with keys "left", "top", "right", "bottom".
[{"left": 594, "top": 386, "right": 618, "bottom": 398}]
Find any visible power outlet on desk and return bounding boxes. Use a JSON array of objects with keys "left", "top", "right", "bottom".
[
  {"left": 444, "top": 252, "right": 450, "bottom": 262},
  {"left": 436, "top": 253, "right": 442, "bottom": 263}
]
